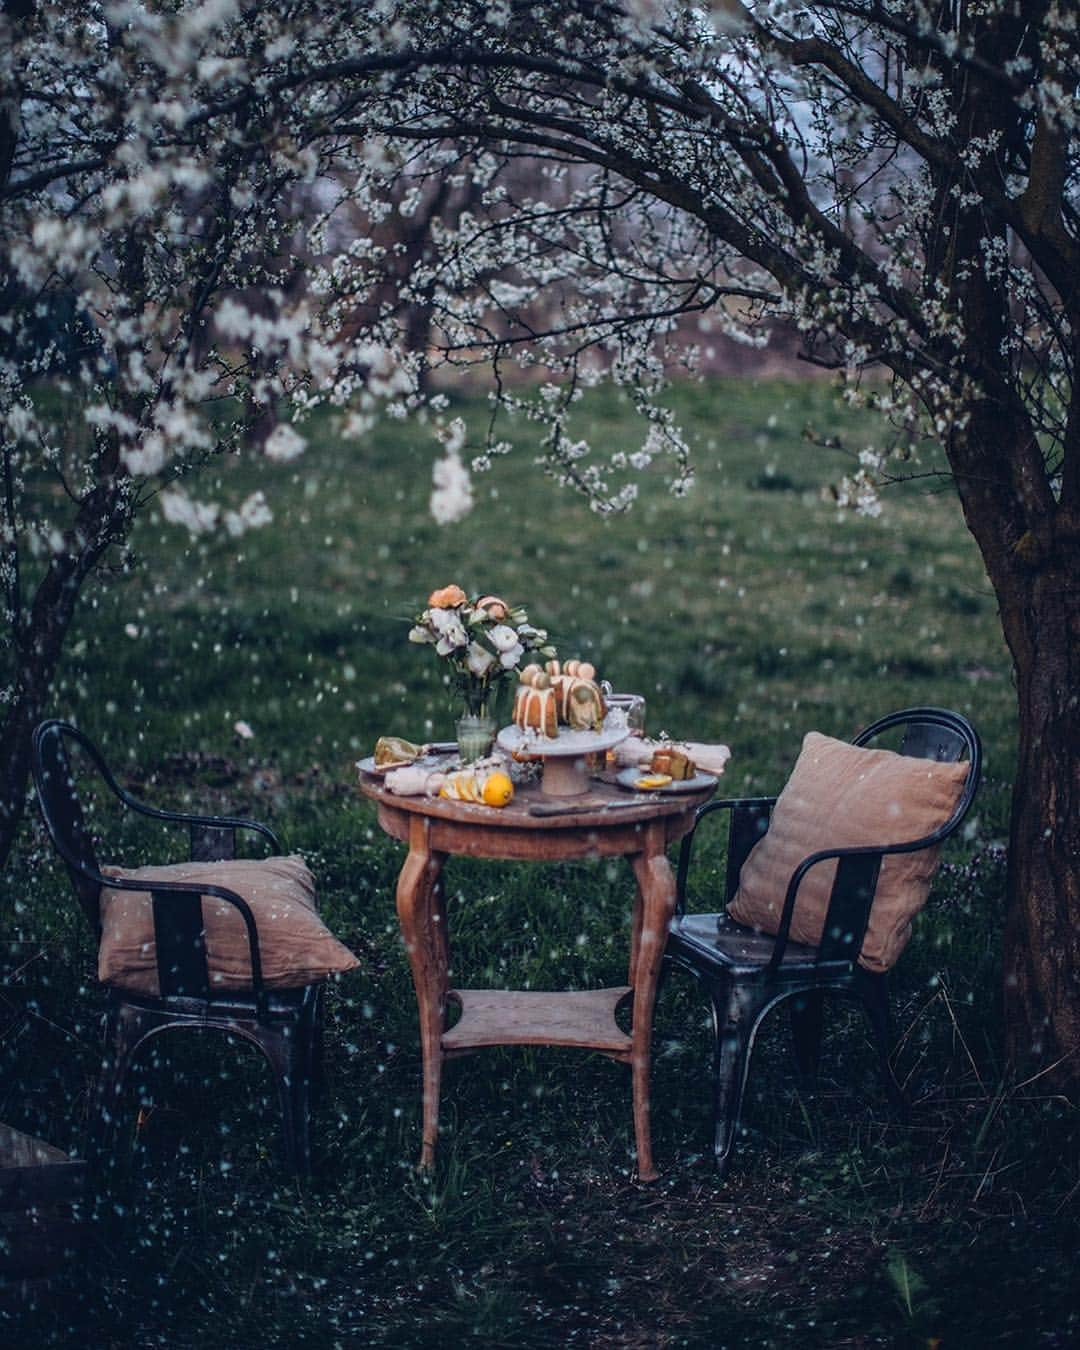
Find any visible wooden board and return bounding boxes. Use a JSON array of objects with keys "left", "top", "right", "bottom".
[
  {"left": 0, "top": 1123, "right": 88, "bottom": 1281},
  {"left": 442, "top": 986, "right": 633, "bottom": 1055}
]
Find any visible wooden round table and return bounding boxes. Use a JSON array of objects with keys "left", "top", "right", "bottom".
[{"left": 358, "top": 772, "right": 714, "bottom": 1181}]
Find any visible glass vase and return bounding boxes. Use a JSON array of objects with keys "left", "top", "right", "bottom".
[{"left": 456, "top": 713, "right": 496, "bottom": 763}]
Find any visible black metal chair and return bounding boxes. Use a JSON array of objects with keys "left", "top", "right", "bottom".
[
  {"left": 663, "top": 707, "right": 981, "bottom": 1175},
  {"left": 31, "top": 719, "right": 325, "bottom": 1175}
]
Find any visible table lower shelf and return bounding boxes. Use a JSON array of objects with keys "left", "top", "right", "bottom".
[{"left": 441, "top": 986, "right": 633, "bottom": 1055}]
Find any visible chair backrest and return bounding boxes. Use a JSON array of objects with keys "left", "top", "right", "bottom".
[
  {"left": 33, "top": 719, "right": 281, "bottom": 1009},
  {"left": 812, "top": 707, "right": 981, "bottom": 967},
  {"left": 31, "top": 720, "right": 115, "bottom": 936}
]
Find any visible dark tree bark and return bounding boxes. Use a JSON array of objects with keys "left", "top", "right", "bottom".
[
  {"left": 0, "top": 484, "right": 127, "bottom": 863},
  {"left": 999, "top": 536, "right": 1080, "bottom": 1079}
]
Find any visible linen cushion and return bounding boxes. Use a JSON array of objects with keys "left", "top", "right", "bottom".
[
  {"left": 98, "top": 854, "right": 358, "bottom": 994},
  {"left": 727, "top": 732, "right": 969, "bottom": 971}
]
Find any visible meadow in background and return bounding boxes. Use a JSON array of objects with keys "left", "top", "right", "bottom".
[{"left": 3, "top": 379, "right": 1073, "bottom": 1348}]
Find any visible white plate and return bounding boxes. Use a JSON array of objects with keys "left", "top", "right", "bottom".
[
  {"left": 496, "top": 723, "right": 629, "bottom": 758},
  {"left": 616, "top": 767, "right": 717, "bottom": 794},
  {"left": 356, "top": 752, "right": 456, "bottom": 777}
]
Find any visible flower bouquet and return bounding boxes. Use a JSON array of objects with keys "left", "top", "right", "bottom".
[{"left": 409, "top": 585, "right": 556, "bottom": 758}]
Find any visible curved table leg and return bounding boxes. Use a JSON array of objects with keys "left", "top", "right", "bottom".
[
  {"left": 395, "top": 814, "right": 448, "bottom": 1170},
  {"left": 628, "top": 821, "right": 678, "bottom": 1183}
]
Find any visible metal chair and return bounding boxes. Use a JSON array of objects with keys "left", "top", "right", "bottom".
[
  {"left": 663, "top": 707, "right": 981, "bottom": 1175},
  {"left": 31, "top": 719, "right": 323, "bottom": 1175}
]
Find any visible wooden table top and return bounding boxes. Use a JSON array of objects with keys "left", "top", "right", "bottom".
[{"left": 358, "top": 771, "right": 715, "bottom": 862}]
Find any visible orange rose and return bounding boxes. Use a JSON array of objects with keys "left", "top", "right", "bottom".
[
  {"left": 474, "top": 594, "right": 509, "bottom": 620},
  {"left": 427, "top": 584, "right": 467, "bottom": 609}
]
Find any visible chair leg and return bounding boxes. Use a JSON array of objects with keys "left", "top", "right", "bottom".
[
  {"left": 254, "top": 1020, "right": 314, "bottom": 1177},
  {"left": 857, "top": 972, "right": 909, "bottom": 1115},
  {"left": 707, "top": 981, "right": 761, "bottom": 1178},
  {"left": 310, "top": 987, "right": 326, "bottom": 1110},
  {"left": 91, "top": 1002, "right": 158, "bottom": 1164},
  {"left": 788, "top": 990, "right": 825, "bottom": 1091}
]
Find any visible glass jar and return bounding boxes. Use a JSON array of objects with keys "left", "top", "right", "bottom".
[
  {"left": 604, "top": 693, "right": 646, "bottom": 737},
  {"left": 455, "top": 713, "right": 496, "bottom": 763},
  {"left": 602, "top": 692, "right": 646, "bottom": 769}
]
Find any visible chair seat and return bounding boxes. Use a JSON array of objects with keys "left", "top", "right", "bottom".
[
  {"left": 667, "top": 912, "right": 834, "bottom": 972},
  {"left": 108, "top": 982, "right": 320, "bottom": 1022}
]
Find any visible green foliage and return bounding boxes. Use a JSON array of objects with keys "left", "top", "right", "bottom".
[{"left": 3, "top": 379, "right": 1075, "bottom": 1347}]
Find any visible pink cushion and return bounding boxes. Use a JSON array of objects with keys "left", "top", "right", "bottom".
[
  {"left": 727, "top": 732, "right": 969, "bottom": 971},
  {"left": 98, "top": 854, "right": 358, "bottom": 994}
]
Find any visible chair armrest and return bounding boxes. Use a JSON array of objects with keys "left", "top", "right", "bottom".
[
  {"left": 675, "top": 796, "right": 776, "bottom": 916},
  {"left": 95, "top": 871, "right": 269, "bottom": 1017}
]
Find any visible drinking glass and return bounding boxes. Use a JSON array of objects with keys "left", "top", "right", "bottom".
[{"left": 605, "top": 692, "right": 646, "bottom": 738}]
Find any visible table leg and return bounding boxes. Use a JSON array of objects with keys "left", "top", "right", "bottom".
[
  {"left": 395, "top": 814, "right": 448, "bottom": 1170},
  {"left": 628, "top": 822, "right": 678, "bottom": 1183}
]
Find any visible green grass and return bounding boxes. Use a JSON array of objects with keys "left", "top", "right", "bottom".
[{"left": 2, "top": 377, "right": 1076, "bottom": 1347}]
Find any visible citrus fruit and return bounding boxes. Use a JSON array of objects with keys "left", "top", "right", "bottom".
[{"left": 482, "top": 770, "right": 514, "bottom": 807}]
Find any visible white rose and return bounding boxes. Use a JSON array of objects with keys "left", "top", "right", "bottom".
[
  {"left": 488, "top": 624, "right": 521, "bottom": 652},
  {"left": 498, "top": 642, "right": 525, "bottom": 668},
  {"left": 435, "top": 621, "right": 468, "bottom": 654},
  {"left": 466, "top": 642, "right": 496, "bottom": 676}
]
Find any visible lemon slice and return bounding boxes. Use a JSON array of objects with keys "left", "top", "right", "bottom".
[{"left": 634, "top": 773, "right": 673, "bottom": 790}]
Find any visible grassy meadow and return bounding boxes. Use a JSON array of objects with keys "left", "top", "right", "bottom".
[{"left": 2, "top": 377, "right": 1075, "bottom": 1347}]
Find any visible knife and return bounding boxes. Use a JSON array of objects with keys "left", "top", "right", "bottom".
[{"left": 528, "top": 798, "right": 644, "bottom": 817}]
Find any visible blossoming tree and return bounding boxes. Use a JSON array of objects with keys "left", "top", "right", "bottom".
[
  {"left": 332, "top": 1, "right": 1080, "bottom": 1084},
  {"left": 2, "top": 1, "right": 1077, "bottom": 1086},
  {"left": 0, "top": 0, "right": 412, "bottom": 867}
]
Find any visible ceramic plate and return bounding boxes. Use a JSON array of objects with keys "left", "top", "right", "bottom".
[
  {"left": 356, "top": 751, "right": 456, "bottom": 777},
  {"left": 496, "top": 723, "right": 629, "bottom": 758},
  {"left": 616, "top": 767, "right": 717, "bottom": 794}
]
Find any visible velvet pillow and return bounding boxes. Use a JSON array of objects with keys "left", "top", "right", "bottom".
[
  {"left": 727, "top": 732, "right": 969, "bottom": 971},
  {"left": 98, "top": 854, "right": 358, "bottom": 994}
]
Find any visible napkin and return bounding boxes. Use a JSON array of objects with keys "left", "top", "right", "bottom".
[
  {"left": 384, "top": 765, "right": 447, "bottom": 796},
  {"left": 611, "top": 738, "right": 731, "bottom": 776}
]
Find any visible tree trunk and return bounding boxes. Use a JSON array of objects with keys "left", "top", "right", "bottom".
[
  {"left": 0, "top": 491, "right": 122, "bottom": 866},
  {"left": 1000, "top": 548, "right": 1080, "bottom": 1091}
]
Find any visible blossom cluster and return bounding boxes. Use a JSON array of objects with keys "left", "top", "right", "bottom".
[{"left": 408, "top": 586, "right": 556, "bottom": 716}]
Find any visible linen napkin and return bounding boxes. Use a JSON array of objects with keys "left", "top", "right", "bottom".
[
  {"left": 611, "top": 738, "right": 731, "bottom": 776},
  {"left": 383, "top": 765, "right": 446, "bottom": 796}
]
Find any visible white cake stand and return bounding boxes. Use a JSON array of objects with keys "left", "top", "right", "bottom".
[{"left": 496, "top": 724, "right": 630, "bottom": 796}]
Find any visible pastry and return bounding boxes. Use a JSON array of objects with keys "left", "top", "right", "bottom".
[
  {"left": 650, "top": 746, "right": 696, "bottom": 780},
  {"left": 545, "top": 658, "right": 607, "bottom": 731},
  {"left": 513, "top": 666, "right": 559, "bottom": 737},
  {"left": 374, "top": 735, "right": 423, "bottom": 767}
]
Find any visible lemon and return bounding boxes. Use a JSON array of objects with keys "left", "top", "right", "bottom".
[{"left": 482, "top": 770, "right": 514, "bottom": 807}]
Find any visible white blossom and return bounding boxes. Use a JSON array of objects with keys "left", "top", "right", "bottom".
[
  {"left": 430, "top": 449, "right": 474, "bottom": 525},
  {"left": 159, "top": 489, "right": 220, "bottom": 536},
  {"left": 264, "top": 425, "right": 308, "bottom": 463}
]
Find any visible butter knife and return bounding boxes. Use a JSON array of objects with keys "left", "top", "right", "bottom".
[{"left": 528, "top": 798, "right": 644, "bottom": 817}]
